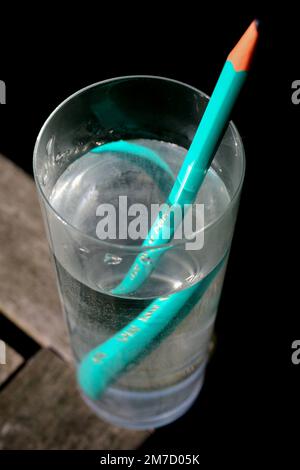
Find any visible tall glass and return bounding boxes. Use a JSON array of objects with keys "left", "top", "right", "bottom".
[{"left": 33, "top": 76, "right": 245, "bottom": 429}]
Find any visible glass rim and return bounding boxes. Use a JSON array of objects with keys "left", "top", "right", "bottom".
[{"left": 33, "top": 74, "right": 246, "bottom": 252}]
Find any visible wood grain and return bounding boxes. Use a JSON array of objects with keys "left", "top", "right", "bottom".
[
  {"left": 0, "top": 155, "right": 71, "bottom": 361},
  {"left": 0, "top": 344, "right": 23, "bottom": 386},
  {"left": 0, "top": 349, "right": 151, "bottom": 449}
]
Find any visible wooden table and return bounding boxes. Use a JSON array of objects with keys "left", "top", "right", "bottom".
[{"left": 0, "top": 155, "right": 152, "bottom": 450}]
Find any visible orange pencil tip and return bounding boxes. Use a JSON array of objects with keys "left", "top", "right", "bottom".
[{"left": 227, "top": 20, "right": 259, "bottom": 72}]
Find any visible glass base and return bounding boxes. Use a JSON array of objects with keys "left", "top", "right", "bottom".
[{"left": 80, "top": 360, "right": 207, "bottom": 430}]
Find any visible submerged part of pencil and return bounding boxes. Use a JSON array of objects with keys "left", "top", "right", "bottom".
[{"left": 78, "top": 254, "right": 226, "bottom": 400}]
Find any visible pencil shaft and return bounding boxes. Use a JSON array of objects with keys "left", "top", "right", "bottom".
[{"left": 112, "top": 21, "right": 258, "bottom": 296}]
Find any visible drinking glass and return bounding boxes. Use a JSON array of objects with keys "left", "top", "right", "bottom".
[{"left": 33, "top": 76, "right": 245, "bottom": 429}]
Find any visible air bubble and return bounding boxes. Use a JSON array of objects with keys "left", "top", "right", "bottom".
[
  {"left": 46, "top": 136, "right": 55, "bottom": 158},
  {"left": 79, "top": 247, "right": 90, "bottom": 254},
  {"left": 42, "top": 172, "right": 48, "bottom": 186},
  {"left": 55, "top": 152, "right": 64, "bottom": 162},
  {"left": 104, "top": 253, "right": 122, "bottom": 265}
]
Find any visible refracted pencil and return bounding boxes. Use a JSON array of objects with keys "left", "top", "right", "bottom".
[{"left": 78, "top": 253, "right": 226, "bottom": 400}]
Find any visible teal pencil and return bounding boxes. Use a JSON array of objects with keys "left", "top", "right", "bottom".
[
  {"left": 112, "top": 20, "right": 259, "bottom": 295},
  {"left": 77, "top": 20, "right": 259, "bottom": 400}
]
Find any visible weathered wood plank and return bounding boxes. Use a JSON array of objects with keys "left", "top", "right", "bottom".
[
  {"left": 0, "top": 349, "right": 151, "bottom": 449},
  {"left": 0, "top": 344, "right": 23, "bottom": 386},
  {"left": 0, "top": 155, "right": 71, "bottom": 361}
]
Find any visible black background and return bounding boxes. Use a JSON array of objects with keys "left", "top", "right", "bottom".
[{"left": 0, "top": 6, "right": 298, "bottom": 466}]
